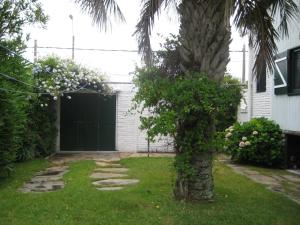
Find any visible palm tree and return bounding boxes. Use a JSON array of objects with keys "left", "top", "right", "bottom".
[{"left": 74, "top": 0, "right": 298, "bottom": 201}]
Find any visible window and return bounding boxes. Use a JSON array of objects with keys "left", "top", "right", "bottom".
[
  {"left": 256, "top": 63, "right": 266, "bottom": 93},
  {"left": 288, "top": 47, "right": 300, "bottom": 95}
]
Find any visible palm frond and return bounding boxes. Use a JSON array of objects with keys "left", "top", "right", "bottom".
[
  {"left": 233, "top": 0, "right": 298, "bottom": 78},
  {"left": 268, "top": 0, "right": 299, "bottom": 37},
  {"left": 74, "top": 0, "right": 125, "bottom": 31},
  {"left": 134, "top": 0, "right": 176, "bottom": 66}
]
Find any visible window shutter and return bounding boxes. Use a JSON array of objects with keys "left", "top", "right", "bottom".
[{"left": 274, "top": 51, "right": 288, "bottom": 95}]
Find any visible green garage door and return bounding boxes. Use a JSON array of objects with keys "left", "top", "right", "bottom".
[{"left": 60, "top": 93, "right": 116, "bottom": 151}]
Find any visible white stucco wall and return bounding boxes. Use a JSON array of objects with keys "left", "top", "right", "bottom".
[{"left": 115, "top": 84, "right": 174, "bottom": 152}]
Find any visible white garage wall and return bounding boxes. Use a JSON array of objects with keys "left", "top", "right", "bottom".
[{"left": 115, "top": 84, "right": 174, "bottom": 152}]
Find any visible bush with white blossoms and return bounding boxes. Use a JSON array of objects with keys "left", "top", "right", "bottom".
[
  {"left": 222, "top": 118, "right": 285, "bottom": 168},
  {"left": 32, "top": 56, "right": 112, "bottom": 103}
]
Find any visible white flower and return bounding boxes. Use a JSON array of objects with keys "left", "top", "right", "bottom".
[
  {"left": 225, "top": 132, "right": 232, "bottom": 138},
  {"left": 45, "top": 103, "right": 48, "bottom": 107},
  {"left": 40, "top": 104, "right": 44, "bottom": 107},
  {"left": 53, "top": 96, "right": 57, "bottom": 101},
  {"left": 239, "top": 142, "right": 245, "bottom": 148},
  {"left": 245, "top": 141, "right": 251, "bottom": 146},
  {"left": 229, "top": 128, "right": 234, "bottom": 132},
  {"left": 242, "top": 137, "right": 247, "bottom": 141},
  {"left": 67, "top": 96, "right": 72, "bottom": 100},
  {"left": 252, "top": 131, "right": 258, "bottom": 135}
]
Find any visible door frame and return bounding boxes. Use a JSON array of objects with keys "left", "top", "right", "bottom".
[{"left": 56, "top": 91, "right": 118, "bottom": 153}]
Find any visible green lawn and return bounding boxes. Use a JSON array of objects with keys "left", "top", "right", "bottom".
[{"left": 1, "top": 157, "right": 300, "bottom": 225}]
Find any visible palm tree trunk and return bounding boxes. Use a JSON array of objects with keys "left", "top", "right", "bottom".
[
  {"left": 174, "top": 0, "right": 230, "bottom": 201},
  {"left": 179, "top": 0, "right": 230, "bottom": 81},
  {"left": 174, "top": 150, "right": 214, "bottom": 201}
]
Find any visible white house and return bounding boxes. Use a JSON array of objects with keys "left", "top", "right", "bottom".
[
  {"left": 240, "top": 2, "right": 300, "bottom": 168},
  {"left": 55, "top": 83, "right": 173, "bottom": 153}
]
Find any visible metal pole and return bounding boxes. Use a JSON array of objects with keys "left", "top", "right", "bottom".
[
  {"left": 34, "top": 40, "right": 37, "bottom": 62},
  {"left": 69, "top": 15, "right": 74, "bottom": 60},
  {"left": 72, "top": 35, "right": 75, "bottom": 60},
  {"left": 147, "top": 135, "right": 150, "bottom": 157},
  {"left": 242, "top": 44, "right": 246, "bottom": 84}
]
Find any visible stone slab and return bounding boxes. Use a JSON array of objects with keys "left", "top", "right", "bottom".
[
  {"left": 30, "top": 175, "right": 63, "bottom": 182},
  {"left": 90, "top": 172, "right": 128, "bottom": 179},
  {"left": 247, "top": 174, "right": 279, "bottom": 186},
  {"left": 95, "top": 159, "right": 120, "bottom": 163},
  {"left": 281, "top": 175, "right": 300, "bottom": 183},
  {"left": 95, "top": 162, "right": 122, "bottom": 168},
  {"left": 94, "top": 168, "right": 129, "bottom": 173},
  {"left": 96, "top": 187, "right": 124, "bottom": 191},
  {"left": 92, "top": 179, "right": 139, "bottom": 186},
  {"left": 20, "top": 180, "right": 64, "bottom": 193}
]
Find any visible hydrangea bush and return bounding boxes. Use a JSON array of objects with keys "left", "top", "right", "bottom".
[{"left": 223, "top": 118, "right": 285, "bottom": 167}]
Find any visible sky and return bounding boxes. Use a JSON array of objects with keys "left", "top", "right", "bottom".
[{"left": 24, "top": 0, "right": 248, "bottom": 82}]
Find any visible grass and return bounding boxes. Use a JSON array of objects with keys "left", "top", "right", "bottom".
[{"left": 1, "top": 158, "right": 300, "bottom": 225}]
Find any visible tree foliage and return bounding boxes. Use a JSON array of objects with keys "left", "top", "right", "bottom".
[
  {"left": 0, "top": 0, "right": 48, "bottom": 41},
  {"left": 0, "top": 0, "right": 47, "bottom": 176}
]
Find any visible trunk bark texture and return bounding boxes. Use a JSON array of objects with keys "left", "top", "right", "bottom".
[
  {"left": 179, "top": 0, "right": 231, "bottom": 82},
  {"left": 174, "top": 0, "right": 231, "bottom": 201}
]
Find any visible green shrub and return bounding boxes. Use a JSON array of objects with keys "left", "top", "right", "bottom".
[
  {"left": 0, "top": 0, "right": 47, "bottom": 176},
  {"left": 216, "top": 75, "right": 243, "bottom": 132},
  {"left": 223, "top": 118, "right": 285, "bottom": 167},
  {"left": 0, "top": 41, "right": 34, "bottom": 176}
]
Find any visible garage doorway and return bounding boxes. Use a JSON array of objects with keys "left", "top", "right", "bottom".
[{"left": 60, "top": 93, "right": 116, "bottom": 151}]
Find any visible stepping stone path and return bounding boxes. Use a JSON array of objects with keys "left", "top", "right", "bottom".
[
  {"left": 19, "top": 166, "right": 69, "bottom": 193},
  {"left": 91, "top": 159, "right": 139, "bottom": 191},
  {"left": 226, "top": 162, "right": 300, "bottom": 204}
]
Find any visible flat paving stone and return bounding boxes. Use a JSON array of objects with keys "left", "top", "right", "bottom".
[
  {"left": 95, "top": 159, "right": 120, "bottom": 163},
  {"left": 247, "top": 174, "right": 279, "bottom": 186},
  {"left": 92, "top": 179, "right": 139, "bottom": 186},
  {"left": 19, "top": 165, "right": 68, "bottom": 193},
  {"left": 281, "top": 175, "right": 300, "bottom": 183},
  {"left": 30, "top": 175, "right": 63, "bottom": 182},
  {"left": 90, "top": 172, "right": 128, "bottom": 179},
  {"left": 96, "top": 187, "right": 124, "bottom": 191},
  {"left": 20, "top": 180, "right": 64, "bottom": 193},
  {"left": 94, "top": 168, "right": 129, "bottom": 173},
  {"left": 243, "top": 170, "right": 260, "bottom": 175},
  {"left": 95, "top": 162, "right": 122, "bottom": 167},
  {"left": 36, "top": 166, "right": 68, "bottom": 176}
]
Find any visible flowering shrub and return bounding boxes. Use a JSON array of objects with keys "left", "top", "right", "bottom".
[
  {"left": 33, "top": 56, "right": 112, "bottom": 102},
  {"left": 223, "top": 118, "right": 285, "bottom": 167},
  {"left": 28, "top": 56, "right": 112, "bottom": 157}
]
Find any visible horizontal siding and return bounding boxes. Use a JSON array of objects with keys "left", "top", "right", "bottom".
[
  {"left": 271, "top": 2, "right": 300, "bottom": 132},
  {"left": 272, "top": 95, "right": 300, "bottom": 132},
  {"left": 247, "top": 1, "right": 300, "bottom": 132},
  {"left": 249, "top": 48, "right": 272, "bottom": 119}
]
